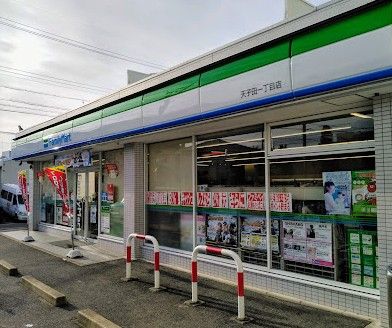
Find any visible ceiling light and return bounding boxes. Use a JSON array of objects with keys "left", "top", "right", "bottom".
[{"left": 350, "top": 112, "right": 372, "bottom": 119}]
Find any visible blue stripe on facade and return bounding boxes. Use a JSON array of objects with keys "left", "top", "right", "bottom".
[{"left": 12, "top": 67, "right": 392, "bottom": 160}]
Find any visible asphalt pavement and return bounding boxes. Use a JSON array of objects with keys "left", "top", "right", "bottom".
[{"left": 0, "top": 234, "right": 372, "bottom": 328}]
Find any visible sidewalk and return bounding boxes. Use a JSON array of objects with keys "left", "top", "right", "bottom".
[
  {"left": 0, "top": 228, "right": 122, "bottom": 266},
  {"left": 0, "top": 235, "right": 373, "bottom": 328}
]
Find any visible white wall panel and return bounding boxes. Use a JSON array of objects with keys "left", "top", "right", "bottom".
[
  {"left": 71, "top": 121, "right": 102, "bottom": 144},
  {"left": 292, "top": 26, "right": 392, "bottom": 92},
  {"left": 101, "top": 107, "right": 142, "bottom": 138},
  {"left": 142, "top": 89, "right": 200, "bottom": 127}
]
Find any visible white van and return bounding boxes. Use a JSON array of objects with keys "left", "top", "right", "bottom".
[{"left": 0, "top": 184, "right": 28, "bottom": 221}]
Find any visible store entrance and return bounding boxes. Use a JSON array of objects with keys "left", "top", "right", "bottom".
[{"left": 74, "top": 170, "right": 99, "bottom": 240}]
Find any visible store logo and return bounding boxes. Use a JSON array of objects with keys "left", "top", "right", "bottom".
[{"left": 43, "top": 133, "right": 71, "bottom": 149}]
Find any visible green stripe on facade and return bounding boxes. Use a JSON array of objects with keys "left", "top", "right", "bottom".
[
  {"left": 44, "top": 121, "right": 73, "bottom": 136},
  {"left": 102, "top": 96, "right": 142, "bottom": 118},
  {"left": 73, "top": 111, "right": 102, "bottom": 128},
  {"left": 26, "top": 131, "right": 43, "bottom": 142},
  {"left": 200, "top": 41, "right": 290, "bottom": 86},
  {"left": 142, "top": 75, "right": 199, "bottom": 105},
  {"left": 291, "top": 1, "right": 392, "bottom": 56}
]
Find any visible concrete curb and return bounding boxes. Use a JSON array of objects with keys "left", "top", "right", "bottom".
[
  {"left": 0, "top": 259, "right": 18, "bottom": 276},
  {"left": 21, "top": 275, "right": 67, "bottom": 307},
  {"left": 78, "top": 309, "right": 122, "bottom": 328}
]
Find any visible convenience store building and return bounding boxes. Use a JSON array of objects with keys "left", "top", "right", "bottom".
[{"left": 10, "top": 0, "right": 392, "bottom": 325}]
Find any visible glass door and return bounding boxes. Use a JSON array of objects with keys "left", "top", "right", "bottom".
[{"left": 75, "top": 170, "right": 99, "bottom": 240}]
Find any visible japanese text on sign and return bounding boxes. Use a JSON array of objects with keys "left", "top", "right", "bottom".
[
  {"left": 197, "top": 192, "right": 211, "bottom": 207},
  {"left": 212, "top": 192, "right": 228, "bottom": 208},
  {"left": 181, "top": 191, "right": 194, "bottom": 206},
  {"left": 145, "top": 191, "right": 167, "bottom": 205},
  {"left": 240, "top": 81, "right": 282, "bottom": 99},
  {"left": 270, "top": 192, "right": 292, "bottom": 212},
  {"left": 229, "top": 192, "right": 246, "bottom": 209},
  {"left": 247, "top": 192, "right": 265, "bottom": 211},
  {"left": 168, "top": 191, "right": 180, "bottom": 206}
]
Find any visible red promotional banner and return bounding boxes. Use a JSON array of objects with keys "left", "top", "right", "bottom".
[
  {"left": 17, "top": 170, "right": 30, "bottom": 213},
  {"left": 44, "top": 165, "right": 70, "bottom": 214},
  {"left": 197, "top": 192, "right": 211, "bottom": 207},
  {"left": 229, "top": 192, "right": 246, "bottom": 209}
]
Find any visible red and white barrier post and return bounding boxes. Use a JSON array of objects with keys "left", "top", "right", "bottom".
[
  {"left": 188, "top": 245, "right": 247, "bottom": 321},
  {"left": 124, "top": 233, "right": 163, "bottom": 291}
]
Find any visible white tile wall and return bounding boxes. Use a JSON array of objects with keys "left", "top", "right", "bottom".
[{"left": 374, "top": 93, "right": 392, "bottom": 327}]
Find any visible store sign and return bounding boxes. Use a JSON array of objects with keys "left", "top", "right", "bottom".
[
  {"left": 211, "top": 192, "right": 228, "bottom": 208},
  {"left": 168, "top": 191, "right": 180, "bottom": 206},
  {"left": 229, "top": 192, "right": 246, "bottom": 209},
  {"left": 43, "top": 132, "right": 71, "bottom": 149},
  {"left": 247, "top": 192, "right": 265, "bottom": 211},
  {"left": 181, "top": 191, "right": 193, "bottom": 206},
  {"left": 270, "top": 192, "right": 292, "bottom": 212},
  {"left": 197, "top": 192, "right": 211, "bottom": 207},
  {"left": 17, "top": 170, "right": 30, "bottom": 213},
  {"left": 145, "top": 191, "right": 167, "bottom": 205}
]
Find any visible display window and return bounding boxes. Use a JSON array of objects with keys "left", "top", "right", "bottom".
[
  {"left": 146, "top": 138, "right": 193, "bottom": 251},
  {"left": 269, "top": 111, "right": 377, "bottom": 289},
  {"left": 100, "top": 149, "right": 124, "bottom": 238},
  {"left": 39, "top": 160, "right": 57, "bottom": 225}
]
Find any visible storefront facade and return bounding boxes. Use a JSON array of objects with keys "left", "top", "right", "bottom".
[{"left": 11, "top": 0, "right": 392, "bottom": 325}]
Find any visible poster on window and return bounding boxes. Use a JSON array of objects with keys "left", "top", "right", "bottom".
[
  {"left": 270, "top": 192, "right": 292, "bottom": 212},
  {"left": 206, "top": 214, "right": 237, "bottom": 246},
  {"left": 240, "top": 215, "right": 279, "bottom": 252},
  {"left": 196, "top": 215, "right": 206, "bottom": 245},
  {"left": 247, "top": 192, "right": 265, "bottom": 211},
  {"left": 145, "top": 191, "right": 167, "bottom": 205},
  {"left": 229, "top": 192, "right": 246, "bottom": 209},
  {"left": 55, "top": 150, "right": 91, "bottom": 168},
  {"left": 181, "top": 191, "right": 193, "bottom": 206},
  {"left": 352, "top": 170, "right": 377, "bottom": 217},
  {"left": 101, "top": 211, "right": 110, "bottom": 234},
  {"left": 212, "top": 192, "right": 228, "bottom": 208},
  {"left": 322, "top": 171, "right": 351, "bottom": 215},
  {"left": 197, "top": 192, "right": 211, "bottom": 207},
  {"left": 168, "top": 191, "right": 180, "bottom": 206},
  {"left": 283, "top": 220, "right": 333, "bottom": 267}
]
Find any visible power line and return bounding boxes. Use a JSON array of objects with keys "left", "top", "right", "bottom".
[
  {"left": 0, "top": 84, "right": 88, "bottom": 102},
  {"left": 0, "top": 130, "right": 16, "bottom": 135},
  {"left": 0, "top": 70, "right": 105, "bottom": 95},
  {"left": 0, "top": 17, "right": 167, "bottom": 70},
  {"left": 0, "top": 98, "right": 69, "bottom": 111},
  {"left": 0, "top": 103, "right": 65, "bottom": 115},
  {"left": 0, "top": 107, "right": 55, "bottom": 117},
  {"left": 0, "top": 65, "right": 112, "bottom": 92}
]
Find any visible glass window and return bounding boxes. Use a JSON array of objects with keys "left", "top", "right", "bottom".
[
  {"left": 269, "top": 152, "right": 377, "bottom": 288},
  {"left": 7, "top": 192, "right": 13, "bottom": 202},
  {"left": 100, "top": 149, "right": 124, "bottom": 238},
  {"left": 40, "top": 160, "right": 56, "bottom": 224},
  {"left": 146, "top": 138, "right": 193, "bottom": 251},
  {"left": 13, "top": 196, "right": 17, "bottom": 205},
  {"left": 271, "top": 112, "right": 374, "bottom": 151},
  {"left": 18, "top": 195, "right": 24, "bottom": 204},
  {"left": 196, "top": 127, "right": 270, "bottom": 267},
  {"left": 1, "top": 190, "right": 8, "bottom": 199}
]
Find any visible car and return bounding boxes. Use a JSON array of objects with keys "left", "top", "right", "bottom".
[{"left": 0, "top": 184, "right": 28, "bottom": 221}]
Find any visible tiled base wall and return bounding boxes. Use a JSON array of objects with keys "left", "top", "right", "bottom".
[
  {"left": 97, "top": 237, "right": 124, "bottom": 256},
  {"left": 142, "top": 246, "right": 379, "bottom": 319},
  {"left": 38, "top": 224, "right": 71, "bottom": 239}
]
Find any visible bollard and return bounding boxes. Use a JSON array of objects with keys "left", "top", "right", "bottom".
[
  {"left": 124, "top": 233, "right": 164, "bottom": 292},
  {"left": 185, "top": 245, "right": 251, "bottom": 323}
]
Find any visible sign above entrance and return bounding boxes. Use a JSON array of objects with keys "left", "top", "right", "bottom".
[{"left": 55, "top": 150, "right": 92, "bottom": 168}]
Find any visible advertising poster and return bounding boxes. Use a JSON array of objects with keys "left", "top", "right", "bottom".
[
  {"left": 270, "top": 192, "right": 292, "bottom": 212},
  {"left": 206, "top": 214, "right": 237, "bottom": 246},
  {"left": 44, "top": 165, "right": 70, "bottom": 215},
  {"left": 181, "top": 191, "right": 193, "bottom": 207},
  {"left": 229, "top": 192, "right": 246, "bottom": 209},
  {"left": 101, "top": 211, "right": 110, "bottom": 234},
  {"left": 240, "top": 215, "right": 279, "bottom": 252},
  {"left": 247, "top": 192, "right": 265, "bottom": 211},
  {"left": 55, "top": 150, "right": 91, "bottom": 168},
  {"left": 352, "top": 170, "right": 377, "bottom": 217},
  {"left": 197, "top": 192, "right": 212, "bottom": 207},
  {"left": 168, "top": 191, "right": 180, "bottom": 206},
  {"left": 322, "top": 171, "right": 351, "bottom": 215},
  {"left": 145, "top": 191, "right": 168, "bottom": 205},
  {"left": 283, "top": 220, "right": 333, "bottom": 267},
  {"left": 212, "top": 192, "right": 228, "bottom": 208},
  {"left": 196, "top": 215, "right": 206, "bottom": 245}
]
